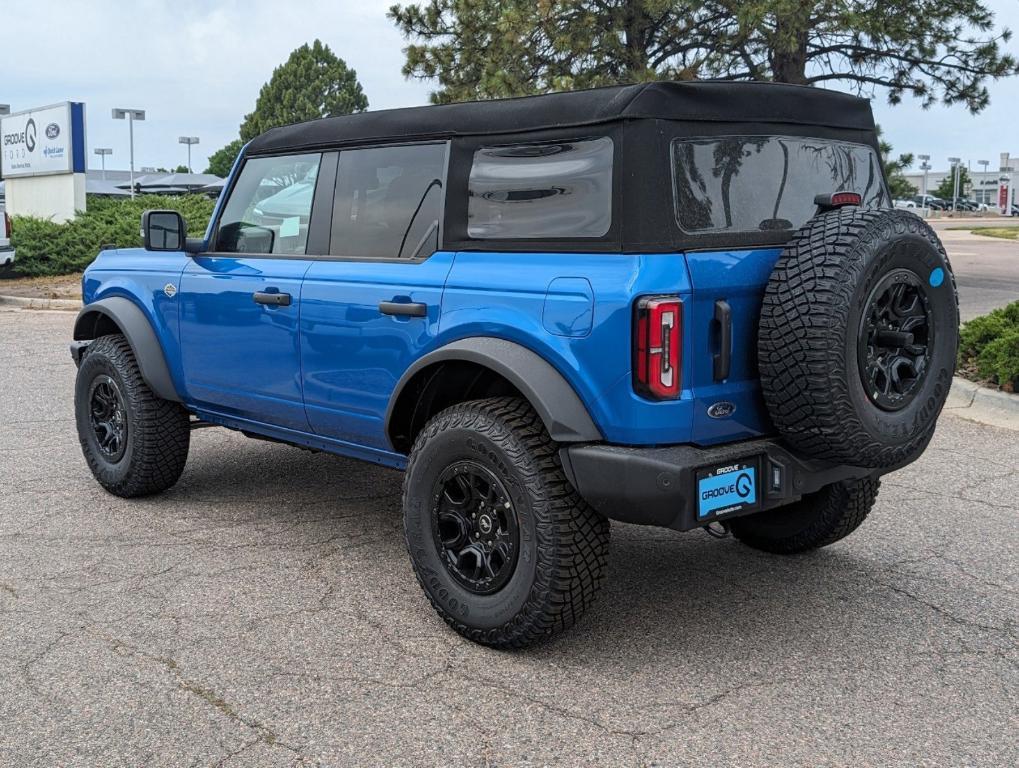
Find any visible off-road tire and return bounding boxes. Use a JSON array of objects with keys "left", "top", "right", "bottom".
[
  {"left": 75, "top": 334, "right": 190, "bottom": 497},
  {"left": 759, "top": 208, "right": 958, "bottom": 468},
  {"left": 402, "top": 397, "right": 610, "bottom": 648},
  {"left": 730, "top": 478, "right": 880, "bottom": 554}
]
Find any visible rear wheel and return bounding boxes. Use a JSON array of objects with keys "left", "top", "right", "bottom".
[
  {"left": 730, "top": 478, "right": 880, "bottom": 554},
  {"left": 75, "top": 334, "right": 190, "bottom": 497},
  {"left": 402, "top": 397, "right": 610, "bottom": 648}
]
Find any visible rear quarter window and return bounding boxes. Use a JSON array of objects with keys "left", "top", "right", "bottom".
[
  {"left": 672, "top": 136, "right": 889, "bottom": 234},
  {"left": 467, "top": 137, "right": 613, "bottom": 239}
]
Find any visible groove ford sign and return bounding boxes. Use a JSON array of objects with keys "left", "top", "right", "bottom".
[{"left": 1, "top": 102, "right": 86, "bottom": 178}]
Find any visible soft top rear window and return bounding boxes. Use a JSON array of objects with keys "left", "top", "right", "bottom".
[{"left": 672, "top": 136, "right": 888, "bottom": 234}]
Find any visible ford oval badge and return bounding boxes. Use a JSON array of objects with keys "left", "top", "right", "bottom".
[{"left": 707, "top": 401, "right": 736, "bottom": 419}]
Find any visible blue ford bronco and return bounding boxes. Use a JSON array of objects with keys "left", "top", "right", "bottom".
[{"left": 71, "top": 82, "right": 959, "bottom": 648}]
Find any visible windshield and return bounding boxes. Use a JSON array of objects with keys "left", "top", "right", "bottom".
[{"left": 671, "top": 136, "right": 889, "bottom": 234}]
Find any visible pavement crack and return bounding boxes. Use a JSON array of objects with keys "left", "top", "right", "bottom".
[
  {"left": 862, "top": 571, "right": 1015, "bottom": 639},
  {"left": 92, "top": 629, "right": 304, "bottom": 759}
]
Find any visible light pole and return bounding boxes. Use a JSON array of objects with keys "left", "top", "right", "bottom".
[
  {"left": 978, "top": 160, "right": 990, "bottom": 208},
  {"left": 112, "top": 108, "right": 146, "bottom": 198},
  {"left": 948, "top": 157, "right": 962, "bottom": 212},
  {"left": 917, "top": 154, "right": 931, "bottom": 208},
  {"left": 93, "top": 148, "right": 112, "bottom": 181},
  {"left": 178, "top": 136, "right": 199, "bottom": 173}
]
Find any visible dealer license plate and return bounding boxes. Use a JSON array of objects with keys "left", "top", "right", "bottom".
[{"left": 696, "top": 461, "right": 758, "bottom": 519}]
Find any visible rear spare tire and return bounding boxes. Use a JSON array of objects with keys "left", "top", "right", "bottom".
[{"left": 758, "top": 208, "right": 958, "bottom": 468}]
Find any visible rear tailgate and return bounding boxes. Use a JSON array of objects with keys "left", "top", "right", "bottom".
[{"left": 683, "top": 247, "right": 782, "bottom": 445}]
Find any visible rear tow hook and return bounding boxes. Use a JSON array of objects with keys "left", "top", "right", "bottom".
[{"left": 704, "top": 520, "right": 731, "bottom": 539}]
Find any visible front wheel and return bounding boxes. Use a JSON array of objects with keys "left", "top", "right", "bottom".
[
  {"left": 402, "top": 397, "right": 610, "bottom": 648},
  {"left": 730, "top": 478, "right": 880, "bottom": 555},
  {"left": 75, "top": 334, "right": 190, "bottom": 497}
]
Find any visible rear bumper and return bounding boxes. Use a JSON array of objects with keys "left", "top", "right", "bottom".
[{"left": 560, "top": 439, "right": 879, "bottom": 531}]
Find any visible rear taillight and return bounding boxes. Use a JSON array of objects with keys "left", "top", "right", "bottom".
[{"left": 634, "top": 295, "right": 682, "bottom": 400}]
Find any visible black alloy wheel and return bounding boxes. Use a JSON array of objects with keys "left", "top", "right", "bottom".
[
  {"left": 88, "top": 374, "right": 128, "bottom": 462},
  {"left": 858, "top": 269, "right": 934, "bottom": 412},
  {"left": 431, "top": 460, "right": 519, "bottom": 595}
]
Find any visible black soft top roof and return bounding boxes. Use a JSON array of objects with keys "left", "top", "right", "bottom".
[{"left": 246, "top": 80, "right": 876, "bottom": 155}]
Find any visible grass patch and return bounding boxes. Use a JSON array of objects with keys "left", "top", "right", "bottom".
[{"left": 962, "top": 227, "right": 1019, "bottom": 240}]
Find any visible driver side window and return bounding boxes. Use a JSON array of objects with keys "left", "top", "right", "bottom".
[{"left": 215, "top": 153, "right": 322, "bottom": 255}]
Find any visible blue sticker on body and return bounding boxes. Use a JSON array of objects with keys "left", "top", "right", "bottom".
[
  {"left": 929, "top": 267, "right": 945, "bottom": 288},
  {"left": 697, "top": 466, "right": 757, "bottom": 518}
]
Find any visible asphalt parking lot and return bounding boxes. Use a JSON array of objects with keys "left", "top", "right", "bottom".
[{"left": 1, "top": 308, "right": 1017, "bottom": 767}]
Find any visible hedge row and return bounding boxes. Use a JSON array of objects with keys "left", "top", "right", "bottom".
[
  {"left": 958, "top": 300, "right": 1019, "bottom": 392},
  {"left": 9, "top": 194, "right": 216, "bottom": 277}
]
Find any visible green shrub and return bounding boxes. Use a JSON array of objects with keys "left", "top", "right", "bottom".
[
  {"left": 958, "top": 300, "right": 1019, "bottom": 391},
  {"left": 9, "top": 194, "right": 216, "bottom": 277}
]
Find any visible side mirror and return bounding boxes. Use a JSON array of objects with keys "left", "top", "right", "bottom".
[{"left": 141, "top": 210, "right": 185, "bottom": 251}]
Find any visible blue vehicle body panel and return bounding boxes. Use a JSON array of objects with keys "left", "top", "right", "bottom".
[
  {"left": 81, "top": 249, "right": 190, "bottom": 397},
  {"left": 300, "top": 253, "right": 456, "bottom": 449},
  {"left": 80, "top": 238, "right": 782, "bottom": 460},
  {"left": 178, "top": 256, "right": 313, "bottom": 432},
  {"left": 684, "top": 248, "right": 781, "bottom": 444}
]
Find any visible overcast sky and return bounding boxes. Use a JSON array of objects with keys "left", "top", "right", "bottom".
[{"left": 3, "top": 0, "right": 1018, "bottom": 176}]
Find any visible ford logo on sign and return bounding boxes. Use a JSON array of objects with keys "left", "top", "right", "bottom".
[
  {"left": 45, "top": 123, "right": 60, "bottom": 140},
  {"left": 707, "top": 401, "right": 736, "bottom": 419}
]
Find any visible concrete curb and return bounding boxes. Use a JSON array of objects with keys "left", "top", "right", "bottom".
[
  {"left": 946, "top": 377, "right": 1019, "bottom": 431},
  {"left": 0, "top": 294, "right": 81, "bottom": 311}
]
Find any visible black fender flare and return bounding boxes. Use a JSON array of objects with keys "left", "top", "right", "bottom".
[
  {"left": 386, "top": 337, "right": 603, "bottom": 445},
  {"left": 73, "top": 297, "right": 181, "bottom": 402}
]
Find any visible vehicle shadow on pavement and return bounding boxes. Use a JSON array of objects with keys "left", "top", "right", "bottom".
[{"left": 168, "top": 434, "right": 901, "bottom": 662}]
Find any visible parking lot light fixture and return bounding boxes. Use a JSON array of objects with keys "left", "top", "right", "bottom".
[
  {"left": 948, "top": 157, "right": 962, "bottom": 211},
  {"left": 94, "top": 148, "right": 113, "bottom": 181},
  {"left": 978, "top": 160, "right": 990, "bottom": 206},
  {"left": 0, "top": 104, "right": 10, "bottom": 116},
  {"left": 178, "top": 136, "right": 199, "bottom": 173},
  {"left": 917, "top": 154, "right": 931, "bottom": 201},
  {"left": 112, "top": 108, "right": 146, "bottom": 198}
]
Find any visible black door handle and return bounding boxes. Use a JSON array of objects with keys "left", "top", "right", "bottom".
[
  {"left": 253, "top": 291, "right": 291, "bottom": 307},
  {"left": 713, "top": 299, "right": 732, "bottom": 381},
  {"left": 379, "top": 300, "right": 428, "bottom": 318}
]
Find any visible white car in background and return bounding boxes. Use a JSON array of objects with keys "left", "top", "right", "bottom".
[
  {"left": 893, "top": 198, "right": 916, "bottom": 209},
  {"left": 0, "top": 205, "right": 14, "bottom": 266}
]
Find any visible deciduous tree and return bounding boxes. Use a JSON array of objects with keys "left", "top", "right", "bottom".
[{"left": 205, "top": 139, "right": 245, "bottom": 178}]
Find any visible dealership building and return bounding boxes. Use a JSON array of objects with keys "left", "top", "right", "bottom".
[{"left": 903, "top": 152, "right": 1017, "bottom": 208}]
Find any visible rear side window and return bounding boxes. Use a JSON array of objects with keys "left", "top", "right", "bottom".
[
  {"left": 216, "top": 153, "right": 321, "bottom": 254},
  {"left": 468, "top": 137, "right": 613, "bottom": 239},
  {"left": 671, "top": 136, "right": 889, "bottom": 234},
  {"left": 330, "top": 143, "right": 447, "bottom": 260}
]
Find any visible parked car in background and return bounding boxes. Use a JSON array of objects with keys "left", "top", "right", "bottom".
[
  {"left": 893, "top": 199, "right": 916, "bottom": 209},
  {"left": 0, "top": 206, "right": 14, "bottom": 267},
  {"left": 912, "top": 194, "right": 946, "bottom": 209}
]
